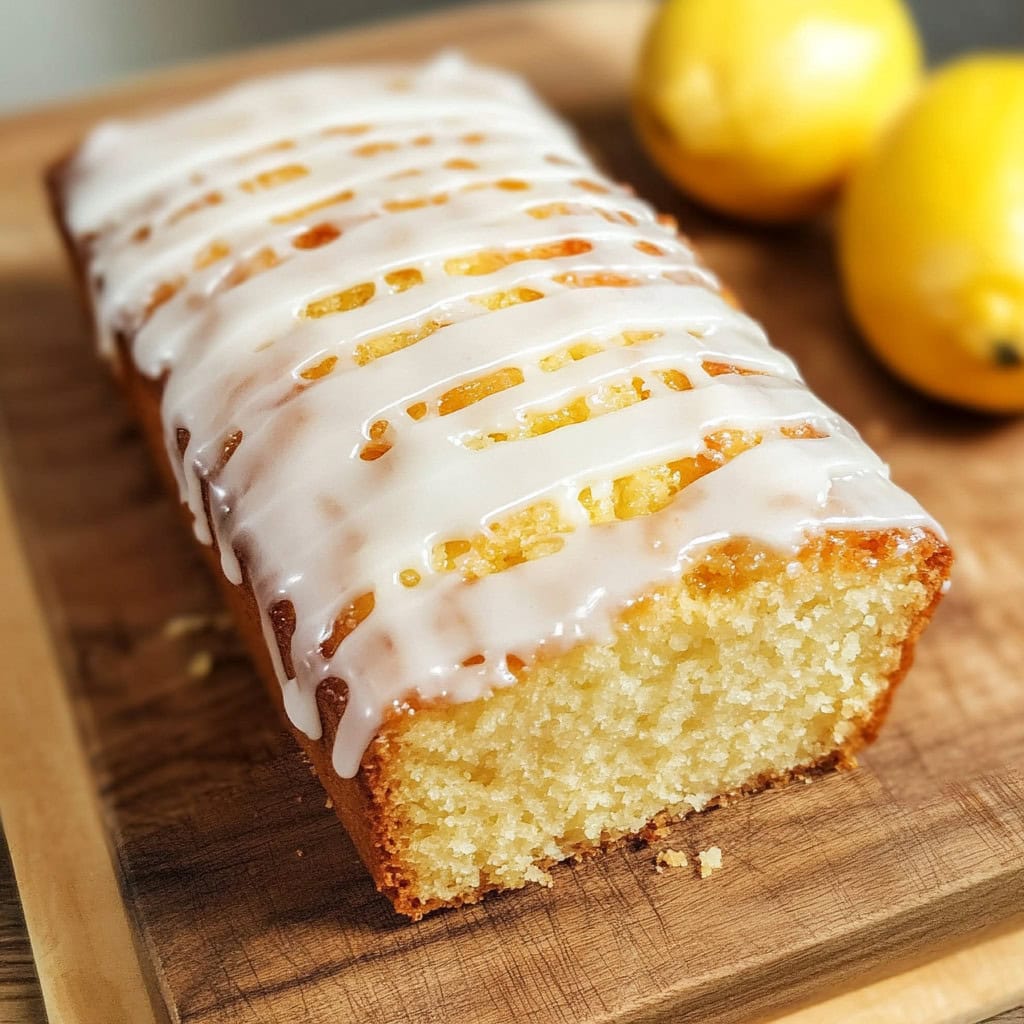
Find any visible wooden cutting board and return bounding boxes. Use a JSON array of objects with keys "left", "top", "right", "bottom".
[{"left": 2, "top": 3, "right": 1024, "bottom": 1022}]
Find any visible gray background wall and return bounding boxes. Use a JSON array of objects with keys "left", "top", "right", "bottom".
[{"left": 3, "top": 0, "right": 1022, "bottom": 114}]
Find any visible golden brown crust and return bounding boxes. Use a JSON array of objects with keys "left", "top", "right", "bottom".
[{"left": 47, "top": 154, "right": 952, "bottom": 922}]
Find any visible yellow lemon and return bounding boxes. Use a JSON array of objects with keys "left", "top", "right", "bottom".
[
  {"left": 839, "top": 56, "right": 1024, "bottom": 413},
  {"left": 633, "top": 0, "right": 922, "bottom": 222}
]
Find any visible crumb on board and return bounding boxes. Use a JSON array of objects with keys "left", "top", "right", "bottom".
[
  {"left": 186, "top": 650, "right": 214, "bottom": 679},
  {"left": 698, "top": 846, "right": 723, "bottom": 879},
  {"left": 524, "top": 864, "right": 553, "bottom": 888},
  {"left": 655, "top": 849, "right": 689, "bottom": 873},
  {"left": 163, "top": 611, "right": 232, "bottom": 638},
  {"left": 325, "top": 797, "right": 334, "bottom": 810},
  {"left": 296, "top": 849, "right": 304, "bottom": 858},
  {"left": 640, "top": 820, "right": 670, "bottom": 843}
]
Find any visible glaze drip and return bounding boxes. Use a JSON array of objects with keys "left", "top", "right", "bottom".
[{"left": 65, "top": 54, "right": 939, "bottom": 777}]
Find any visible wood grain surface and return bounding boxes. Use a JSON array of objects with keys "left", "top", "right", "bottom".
[
  {"left": 2, "top": 3, "right": 1024, "bottom": 1022},
  {"left": 0, "top": 835, "right": 44, "bottom": 1024},
  {"left": 0, "top": 394, "right": 162, "bottom": 1021}
]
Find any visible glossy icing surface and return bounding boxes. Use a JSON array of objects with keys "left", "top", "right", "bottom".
[{"left": 64, "top": 55, "right": 939, "bottom": 777}]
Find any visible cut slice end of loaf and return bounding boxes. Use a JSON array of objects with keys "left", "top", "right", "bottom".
[{"left": 346, "top": 528, "right": 949, "bottom": 918}]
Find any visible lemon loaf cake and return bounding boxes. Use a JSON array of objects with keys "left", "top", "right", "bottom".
[{"left": 50, "top": 55, "right": 951, "bottom": 919}]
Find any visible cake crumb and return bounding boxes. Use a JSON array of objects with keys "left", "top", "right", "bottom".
[
  {"left": 164, "top": 611, "right": 232, "bottom": 638},
  {"left": 640, "top": 820, "right": 670, "bottom": 843},
  {"left": 698, "top": 846, "right": 723, "bottom": 878},
  {"left": 655, "top": 849, "right": 689, "bottom": 873},
  {"left": 295, "top": 849, "right": 304, "bottom": 858},
  {"left": 325, "top": 797, "right": 334, "bottom": 810},
  {"left": 524, "top": 864, "right": 553, "bottom": 888},
  {"left": 186, "top": 650, "right": 214, "bottom": 679}
]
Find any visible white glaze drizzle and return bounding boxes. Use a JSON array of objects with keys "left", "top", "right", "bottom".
[{"left": 64, "top": 54, "right": 941, "bottom": 777}]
